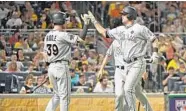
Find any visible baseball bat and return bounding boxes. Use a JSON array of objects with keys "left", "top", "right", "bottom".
[
  {"left": 31, "top": 76, "right": 49, "bottom": 93},
  {"left": 137, "top": 101, "right": 141, "bottom": 111}
]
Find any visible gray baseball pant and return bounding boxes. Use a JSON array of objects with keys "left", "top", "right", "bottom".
[
  {"left": 45, "top": 62, "right": 71, "bottom": 111},
  {"left": 115, "top": 59, "right": 153, "bottom": 111}
]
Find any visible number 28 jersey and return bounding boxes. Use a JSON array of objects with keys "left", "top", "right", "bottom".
[{"left": 44, "top": 30, "right": 78, "bottom": 63}]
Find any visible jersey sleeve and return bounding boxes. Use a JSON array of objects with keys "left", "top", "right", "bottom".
[
  {"left": 106, "top": 43, "right": 113, "bottom": 56},
  {"left": 106, "top": 27, "right": 121, "bottom": 40},
  {"left": 141, "top": 26, "right": 156, "bottom": 42},
  {"left": 59, "top": 32, "right": 78, "bottom": 44}
]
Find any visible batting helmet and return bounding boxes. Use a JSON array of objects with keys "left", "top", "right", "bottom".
[
  {"left": 120, "top": 6, "right": 137, "bottom": 20},
  {"left": 52, "top": 12, "right": 66, "bottom": 25}
]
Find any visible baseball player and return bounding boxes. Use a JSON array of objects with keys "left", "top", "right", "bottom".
[
  {"left": 87, "top": 6, "right": 159, "bottom": 111},
  {"left": 98, "top": 39, "right": 153, "bottom": 111},
  {"left": 43, "top": 12, "right": 90, "bottom": 111}
]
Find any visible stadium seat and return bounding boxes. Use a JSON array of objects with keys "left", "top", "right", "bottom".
[
  {"left": 104, "top": 65, "right": 115, "bottom": 70},
  {"left": 107, "top": 70, "right": 115, "bottom": 77},
  {"left": 173, "top": 81, "right": 184, "bottom": 92},
  {"left": 179, "top": 85, "right": 186, "bottom": 93},
  {"left": 168, "top": 77, "right": 180, "bottom": 92}
]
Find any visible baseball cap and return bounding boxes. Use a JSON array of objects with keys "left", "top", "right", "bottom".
[{"left": 120, "top": 9, "right": 128, "bottom": 15}]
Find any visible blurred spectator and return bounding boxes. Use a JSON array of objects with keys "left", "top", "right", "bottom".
[
  {"left": 73, "top": 48, "right": 80, "bottom": 59},
  {"left": 14, "top": 35, "right": 24, "bottom": 49},
  {"left": 162, "top": 67, "right": 180, "bottom": 92},
  {"left": 70, "top": 59, "right": 77, "bottom": 70},
  {"left": 87, "top": 49, "right": 97, "bottom": 65},
  {"left": 8, "top": 29, "right": 20, "bottom": 46},
  {"left": 27, "top": 32, "right": 35, "bottom": 48},
  {"left": 22, "top": 38, "right": 32, "bottom": 52},
  {"left": 81, "top": 54, "right": 88, "bottom": 65},
  {"left": 75, "top": 73, "right": 93, "bottom": 92},
  {"left": 100, "top": 1, "right": 110, "bottom": 27},
  {"left": 0, "top": 35, "right": 6, "bottom": 49},
  {"left": 166, "top": 5, "right": 178, "bottom": 22},
  {"left": 171, "top": 35, "right": 184, "bottom": 51},
  {"left": 70, "top": 69, "right": 79, "bottom": 87},
  {"left": 74, "top": 74, "right": 92, "bottom": 92},
  {"left": 81, "top": 63, "right": 88, "bottom": 73},
  {"left": 5, "top": 61, "right": 20, "bottom": 72},
  {"left": 164, "top": 37, "right": 175, "bottom": 63},
  {"left": 26, "top": 63, "right": 36, "bottom": 73},
  {"left": 62, "top": 1, "right": 72, "bottom": 12},
  {"left": 16, "top": 49, "right": 25, "bottom": 62},
  {"left": 6, "top": 54, "right": 23, "bottom": 71},
  {"left": 6, "top": 11, "right": 22, "bottom": 28},
  {"left": 33, "top": 75, "right": 52, "bottom": 94},
  {"left": 33, "top": 51, "right": 45, "bottom": 68},
  {"left": 109, "top": 2, "right": 122, "bottom": 19},
  {"left": 0, "top": 4, "right": 10, "bottom": 27},
  {"left": 20, "top": 74, "right": 34, "bottom": 94},
  {"left": 37, "top": 13, "right": 47, "bottom": 29},
  {"left": 167, "top": 53, "right": 183, "bottom": 71},
  {"left": 88, "top": 63, "right": 97, "bottom": 72},
  {"left": 0, "top": 50, "right": 7, "bottom": 65},
  {"left": 13, "top": 36, "right": 31, "bottom": 52},
  {"left": 93, "top": 75, "right": 113, "bottom": 93},
  {"left": 173, "top": 18, "right": 184, "bottom": 33},
  {"left": 49, "top": 2, "right": 59, "bottom": 15},
  {"left": 66, "top": 10, "right": 82, "bottom": 29},
  {"left": 30, "top": 8, "right": 38, "bottom": 25},
  {"left": 76, "top": 74, "right": 88, "bottom": 86},
  {"left": 178, "top": 62, "right": 186, "bottom": 73}
]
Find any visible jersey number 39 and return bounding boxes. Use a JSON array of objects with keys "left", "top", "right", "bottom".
[{"left": 47, "top": 44, "right": 59, "bottom": 56}]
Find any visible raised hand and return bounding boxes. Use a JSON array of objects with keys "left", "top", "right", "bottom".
[
  {"left": 81, "top": 14, "right": 90, "bottom": 25},
  {"left": 88, "top": 11, "right": 97, "bottom": 24}
]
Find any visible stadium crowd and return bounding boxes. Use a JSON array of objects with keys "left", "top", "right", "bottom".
[{"left": 0, "top": 1, "right": 186, "bottom": 94}]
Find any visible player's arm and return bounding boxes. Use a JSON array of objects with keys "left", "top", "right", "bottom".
[
  {"left": 79, "top": 14, "right": 90, "bottom": 40},
  {"left": 98, "top": 44, "right": 113, "bottom": 79},
  {"left": 88, "top": 11, "right": 121, "bottom": 40},
  {"left": 87, "top": 11, "right": 106, "bottom": 37},
  {"left": 151, "top": 36, "right": 159, "bottom": 63},
  {"left": 142, "top": 26, "right": 159, "bottom": 63}
]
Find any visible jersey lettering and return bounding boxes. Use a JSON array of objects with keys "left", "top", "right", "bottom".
[
  {"left": 47, "top": 44, "right": 59, "bottom": 56},
  {"left": 46, "top": 35, "right": 56, "bottom": 41}
]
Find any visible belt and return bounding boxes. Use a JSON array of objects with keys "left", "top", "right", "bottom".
[
  {"left": 116, "top": 66, "right": 124, "bottom": 70},
  {"left": 123, "top": 57, "right": 138, "bottom": 64},
  {"left": 51, "top": 60, "right": 69, "bottom": 64}
]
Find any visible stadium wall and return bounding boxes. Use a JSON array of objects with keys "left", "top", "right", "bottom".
[{"left": 0, "top": 93, "right": 164, "bottom": 111}]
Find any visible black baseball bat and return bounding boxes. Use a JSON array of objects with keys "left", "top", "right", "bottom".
[{"left": 31, "top": 77, "right": 49, "bottom": 93}]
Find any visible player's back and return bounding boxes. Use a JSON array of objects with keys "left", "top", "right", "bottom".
[{"left": 44, "top": 30, "right": 78, "bottom": 63}]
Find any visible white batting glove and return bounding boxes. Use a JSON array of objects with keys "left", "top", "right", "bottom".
[
  {"left": 150, "top": 52, "right": 159, "bottom": 64},
  {"left": 88, "top": 11, "right": 97, "bottom": 24},
  {"left": 81, "top": 14, "right": 90, "bottom": 25}
]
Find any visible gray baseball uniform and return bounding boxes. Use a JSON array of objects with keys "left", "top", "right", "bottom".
[
  {"left": 44, "top": 30, "right": 79, "bottom": 111},
  {"left": 106, "top": 40, "right": 153, "bottom": 111},
  {"left": 107, "top": 23, "right": 155, "bottom": 111}
]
